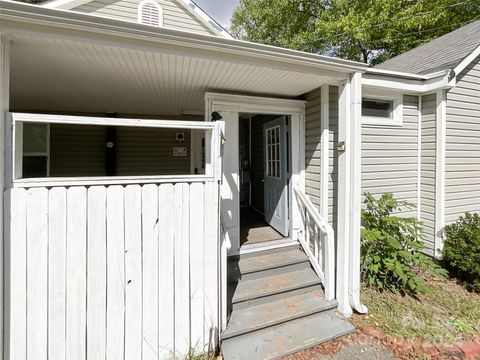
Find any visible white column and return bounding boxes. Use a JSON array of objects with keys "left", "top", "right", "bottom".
[
  {"left": 1, "top": 35, "right": 11, "bottom": 360},
  {"left": 348, "top": 73, "right": 367, "bottom": 314},
  {"left": 336, "top": 78, "right": 352, "bottom": 317}
]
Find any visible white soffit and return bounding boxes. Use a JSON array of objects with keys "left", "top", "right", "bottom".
[{"left": 10, "top": 34, "right": 334, "bottom": 115}]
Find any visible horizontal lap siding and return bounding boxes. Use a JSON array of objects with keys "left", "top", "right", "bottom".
[
  {"left": 74, "top": 0, "right": 214, "bottom": 35},
  {"left": 445, "top": 57, "right": 480, "bottom": 223},
  {"left": 361, "top": 95, "right": 419, "bottom": 219},
  {"left": 304, "top": 86, "right": 338, "bottom": 233},
  {"left": 421, "top": 94, "right": 437, "bottom": 255},
  {"left": 4, "top": 182, "right": 219, "bottom": 359}
]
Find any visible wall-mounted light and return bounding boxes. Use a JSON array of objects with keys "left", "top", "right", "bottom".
[
  {"left": 211, "top": 111, "right": 223, "bottom": 121},
  {"left": 176, "top": 132, "right": 185, "bottom": 142}
]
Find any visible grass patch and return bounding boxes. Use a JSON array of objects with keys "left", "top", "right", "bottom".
[{"left": 353, "top": 278, "right": 480, "bottom": 344}]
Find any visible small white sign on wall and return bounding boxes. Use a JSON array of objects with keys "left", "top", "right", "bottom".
[{"left": 173, "top": 146, "right": 188, "bottom": 157}]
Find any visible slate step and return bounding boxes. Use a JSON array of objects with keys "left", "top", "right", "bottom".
[
  {"left": 223, "top": 289, "right": 338, "bottom": 340},
  {"left": 231, "top": 267, "right": 322, "bottom": 310},
  {"left": 228, "top": 247, "right": 309, "bottom": 282},
  {"left": 221, "top": 309, "right": 355, "bottom": 360}
]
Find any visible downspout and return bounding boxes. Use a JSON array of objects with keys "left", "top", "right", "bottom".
[{"left": 348, "top": 72, "right": 367, "bottom": 314}]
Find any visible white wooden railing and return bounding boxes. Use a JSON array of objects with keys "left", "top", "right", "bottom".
[{"left": 294, "top": 186, "right": 335, "bottom": 301}]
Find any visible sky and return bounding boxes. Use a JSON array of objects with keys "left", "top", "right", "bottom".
[{"left": 194, "top": 0, "right": 240, "bottom": 29}]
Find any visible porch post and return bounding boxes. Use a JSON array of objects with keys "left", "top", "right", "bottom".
[
  {"left": 0, "top": 34, "right": 10, "bottom": 360},
  {"left": 336, "top": 78, "right": 352, "bottom": 316},
  {"left": 348, "top": 73, "right": 367, "bottom": 314},
  {"left": 320, "top": 85, "right": 329, "bottom": 222}
]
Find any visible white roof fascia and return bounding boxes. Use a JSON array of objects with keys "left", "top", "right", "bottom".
[
  {"left": 453, "top": 44, "right": 480, "bottom": 76},
  {"left": 43, "top": 0, "right": 233, "bottom": 38},
  {"left": 0, "top": 1, "right": 367, "bottom": 74},
  {"left": 363, "top": 69, "right": 455, "bottom": 94}
]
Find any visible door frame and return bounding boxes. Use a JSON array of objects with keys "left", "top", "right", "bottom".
[{"left": 205, "top": 92, "right": 306, "bottom": 254}]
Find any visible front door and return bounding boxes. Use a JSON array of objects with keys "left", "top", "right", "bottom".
[{"left": 263, "top": 117, "right": 289, "bottom": 236}]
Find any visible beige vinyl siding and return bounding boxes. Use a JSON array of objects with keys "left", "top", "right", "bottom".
[
  {"left": 304, "top": 86, "right": 338, "bottom": 232},
  {"left": 116, "top": 126, "right": 191, "bottom": 175},
  {"left": 420, "top": 93, "right": 437, "bottom": 255},
  {"left": 361, "top": 95, "right": 419, "bottom": 218},
  {"left": 74, "top": 0, "right": 214, "bottom": 35},
  {"left": 50, "top": 124, "right": 107, "bottom": 177},
  {"left": 445, "top": 56, "right": 480, "bottom": 223}
]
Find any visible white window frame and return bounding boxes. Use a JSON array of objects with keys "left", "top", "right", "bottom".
[
  {"left": 362, "top": 90, "right": 403, "bottom": 126},
  {"left": 137, "top": 0, "right": 164, "bottom": 27}
]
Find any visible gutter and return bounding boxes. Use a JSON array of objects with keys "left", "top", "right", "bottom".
[
  {"left": 363, "top": 68, "right": 455, "bottom": 94},
  {"left": 0, "top": 0, "right": 367, "bottom": 74}
]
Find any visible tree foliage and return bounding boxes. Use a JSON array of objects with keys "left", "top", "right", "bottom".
[{"left": 231, "top": 0, "right": 480, "bottom": 64}]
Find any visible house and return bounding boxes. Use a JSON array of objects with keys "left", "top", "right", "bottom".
[
  {"left": 1, "top": 0, "right": 478, "bottom": 357},
  {"left": 0, "top": 1, "right": 367, "bottom": 359},
  {"left": 360, "top": 20, "right": 480, "bottom": 257}
]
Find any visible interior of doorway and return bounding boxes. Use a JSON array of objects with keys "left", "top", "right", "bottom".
[{"left": 239, "top": 113, "right": 291, "bottom": 247}]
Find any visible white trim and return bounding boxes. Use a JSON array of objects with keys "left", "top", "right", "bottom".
[
  {"left": 453, "top": 44, "right": 480, "bottom": 76},
  {"left": 337, "top": 79, "right": 352, "bottom": 317},
  {"left": 174, "top": 0, "right": 232, "bottom": 39},
  {"left": 1, "top": 1, "right": 367, "bottom": 75},
  {"left": 137, "top": 0, "right": 164, "bottom": 27},
  {"left": 362, "top": 71, "right": 454, "bottom": 94},
  {"left": 348, "top": 72, "right": 367, "bottom": 314},
  {"left": 11, "top": 113, "right": 215, "bottom": 130},
  {"left": 367, "top": 68, "right": 450, "bottom": 80},
  {"left": 417, "top": 95, "right": 422, "bottom": 221},
  {"left": 12, "top": 175, "right": 214, "bottom": 188},
  {"left": 320, "top": 84, "right": 329, "bottom": 221},
  {"left": 435, "top": 90, "right": 446, "bottom": 257},
  {"left": 361, "top": 91, "right": 403, "bottom": 127},
  {"left": 1, "top": 34, "right": 10, "bottom": 360}
]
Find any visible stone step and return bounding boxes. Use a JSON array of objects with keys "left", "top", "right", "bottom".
[
  {"left": 223, "top": 289, "right": 338, "bottom": 340},
  {"left": 221, "top": 309, "right": 355, "bottom": 360},
  {"left": 231, "top": 267, "right": 321, "bottom": 310}
]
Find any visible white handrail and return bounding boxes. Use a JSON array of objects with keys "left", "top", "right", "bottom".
[{"left": 293, "top": 186, "right": 335, "bottom": 301}]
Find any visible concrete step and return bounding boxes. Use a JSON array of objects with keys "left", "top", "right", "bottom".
[
  {"left": 228, "top": 247, "right": 309, "bottom": 282},
  {"left": 231, "top": 267, "right": 321, "bottom": 310},
  {"left": 223, "top": 289, "right": 338, "bottom": 340},
  {"left": 221, "top": 309, "right": 355, "bottom": 360}
]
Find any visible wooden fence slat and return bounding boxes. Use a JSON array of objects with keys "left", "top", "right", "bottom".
[
  {"left": 66, "top": 187, "right": 87, "bottom": 359},
  {"left": 189, "top": 183, "right": 205, "bottom": 353},
  {"left": 87, "top": 186, "right": 107, "bottom": 359},
  {"left": 204, "top": 181, "right": 219, "bottom": 349},
  {"left": 125, "top": 185, "right": 143, "bottom": 359},
  {"left": 48, "top": 187, "right": 67, "bottom": 360},
  {"left": 26, "top": 187, "right": 49, "bottom": 358},
  {"left": 142, "top": 184, "right": 159, "bottom": 360},
  {"left": 174, "top": 183, "right": 191, "bottom": 356},
  {"left": 5, "top": 189, "right": 27, "bottom": 359},
  {"left": 106, "top": 185, "right": 125, "bottom": 360},
  {"left": 158, "top": 184, "right": 175, "bottom": 359}
]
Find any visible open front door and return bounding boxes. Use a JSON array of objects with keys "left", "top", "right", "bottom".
[{"left": 263, "top": 117, "right": 289, "bottom": 236}]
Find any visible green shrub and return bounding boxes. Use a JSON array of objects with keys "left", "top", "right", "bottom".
[
  {"left": 443, "top": 212, "right": 480, "bottom": 291},
  {"left": 361, "top": 192, "right": 446, "bottom": 293}
]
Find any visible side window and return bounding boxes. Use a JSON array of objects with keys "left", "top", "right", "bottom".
[
  {"left": 362, "top": 93, "right": 403, "bottom": 126},
  {"left": 138, "top": 0, "right": 163, "bottom": 27},
  {"left": 23, "top": 123, "right": 49, "bottom": 178}
]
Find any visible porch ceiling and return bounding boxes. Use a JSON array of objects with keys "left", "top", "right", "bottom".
[{"left": 11, "top": 33, "right": 336, "bottom": 116}]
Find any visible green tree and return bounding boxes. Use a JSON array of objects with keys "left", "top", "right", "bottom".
[{"left": 231, "top": 0, "right": 480, "bottom": 64}]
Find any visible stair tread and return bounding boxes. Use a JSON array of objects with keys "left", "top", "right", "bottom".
[
  {"left": 232, "top": 267, "right": 321, "bottom": 304},
  {"left": 224, "top": 290, "right": 338, "bottom": 339},
  {"left": 229, "top": 248, "right": 308, "bottom": 276},
  {"left": 222, "top": 309, "right": 355, "bottom": 360}
]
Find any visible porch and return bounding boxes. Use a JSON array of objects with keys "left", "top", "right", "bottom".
[{"left": 0, "top": 1, "right": 367, "bottom": 358}]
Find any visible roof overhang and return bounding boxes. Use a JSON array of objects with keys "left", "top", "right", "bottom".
[
  {"left": 362, "top": 68, "right": 456, "bottom": 94},
  {"left": 0, "top": 1, "right": 367, "bottom": 115}
]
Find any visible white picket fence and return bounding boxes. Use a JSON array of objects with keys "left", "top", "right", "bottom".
[{"left": 4, "top": 181, "right": 220, "bottom": 359}]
